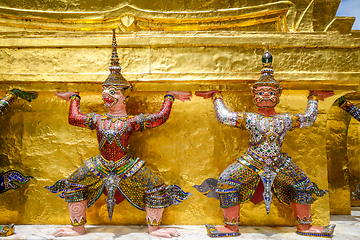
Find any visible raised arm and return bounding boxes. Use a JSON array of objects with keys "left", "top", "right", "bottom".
[
  {"left": 129, "top": 91, "right": 191, "bottom": 131},
  {"left": 196, "top": 91, "right": 246, "bottom": 128},
  {"left": 130, "top": 95, "right": 174, "bottom": 131},
  {"left": 291, "top": 94, "right": 319, "bottom": 129},
  {"left": 56, "top": 92, "right": 95, "bottom": 129},
  {"left": 213, "top": 93, "right": 246, "bottom": 129},
  {"left": 0, "top": 89, "right": 38, "bottom": 115},
  {"left": 291, "top": 90, "right": 334, "bottom": 129}
]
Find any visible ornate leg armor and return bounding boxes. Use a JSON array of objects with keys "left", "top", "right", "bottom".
[
  {"left": 146, "top": 207, "right": 163, "bottom": 227},
  {"left": 146, "top": 207, "right": 181, "bottom": 238},
  {"left": 223, "top": 215, "right": 240, "bottom": 228},
  {"left": 292, "top": 203, "right": 335, "bottom": 238},
  {"left": 295, "top": 214, "right": 313, "bottom": 226},
  {"left": 68, "top": 201, "right": 87, "bottom": 227}
]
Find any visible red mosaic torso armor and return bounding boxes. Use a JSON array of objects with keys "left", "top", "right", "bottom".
[{"left": 68, "top": 95, "right": 174, "bottom": 162}]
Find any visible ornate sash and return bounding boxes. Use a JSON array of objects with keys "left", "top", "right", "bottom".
[
  {"left": 237, "top": 149, "right": 290, "bottom": 214},
  {"left": 85, "top": 153, "right": 145, "bottom": 219}
]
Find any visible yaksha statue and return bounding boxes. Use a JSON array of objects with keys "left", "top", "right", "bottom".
[
  {"left": 336, "top": 96, "right": 360, "bottom": 200},
  {"left": 46, "top": 30, "right": 192, "bottom": 238},
  {"left": 195, "top": 47, "right": 335, "bottom": 238},
  {"left": 0, "top": 89, "right": 37, "bottom": 237},
  {"left": 0, "top": 89, "right": 36, "bottom": 194}
]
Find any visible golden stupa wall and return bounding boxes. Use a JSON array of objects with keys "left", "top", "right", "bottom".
[
  {"left": 341, "top": 95, "right": 360, "bottom": 208},
  {"left": 0, "top": 0, "right": 359, "bottom": 227}
]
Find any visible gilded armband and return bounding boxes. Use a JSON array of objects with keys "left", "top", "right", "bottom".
[
  {"left": 164, "top": 94, "right": 175, "bottom": 102},
  {"left": 212, "top": 93, "right": 221, "bottom": 101},
  {"left": 0, "top": 91, "right": 18, "bottom": 115},
  {"left": 70, "top": 94, "right": 81, "bottom": 101},
  {"left": 135, "top": 114, "right": 146, "bottom": 131},
  {"left": 83, "top": 113, "right": 96, "bottom": 129},
  {"left": 307, "top": 94, "right": 319, "bottom": 101},
  {"left": 339, "top": 100, "right": 352, "bottom": 111},
  {"left": 290, "top": 115, "right": 301, "bottom": 130},
  {"left": 235, "top": 112, "right": 247, "bottom": 130}
]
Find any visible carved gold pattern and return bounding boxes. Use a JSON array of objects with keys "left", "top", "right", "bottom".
[{"left": 0, "top": 7, "right": 289, "bottom": 32}]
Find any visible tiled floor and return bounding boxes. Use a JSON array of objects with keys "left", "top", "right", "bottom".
[{"left": 1, "top": 207, "right": 359, "bottom": 239}]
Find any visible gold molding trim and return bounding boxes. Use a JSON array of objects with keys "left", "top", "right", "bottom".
[
  {"left": 324, "top": 16, "right": 356, "bottom": 34},
  {"left": 0, "top": 3, "right": 291, "bottom": 32},
  {"left": 294, "top": 0, "right": 314, "bottom": 31}
]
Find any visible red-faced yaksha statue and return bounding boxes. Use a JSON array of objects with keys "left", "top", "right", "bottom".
[
  {"left": 195, "top": 46, "right": 335, "bottom": 238},
  {"left": 46, "top": 30, "right": 191, "bottom": 238}
]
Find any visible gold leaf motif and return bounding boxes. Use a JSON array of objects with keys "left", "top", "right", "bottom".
[
  {"left": 121, "top": 14, "right": 135, "bottom": 28},
  {"left": 119, "top": 14, "right": 138, "bottom": 32}
]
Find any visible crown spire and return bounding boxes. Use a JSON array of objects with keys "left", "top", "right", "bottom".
[
  {"left": 252, "top": 44, "right": 281, "bottom": 89},
  {"left": 103, "top": 29, "right": 132, "bottom": 89},
  {"left": 109, "top": 29, "right": 121, "bottom": 73}
]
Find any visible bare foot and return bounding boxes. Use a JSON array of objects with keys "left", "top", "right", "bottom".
[
  {"left": 52, "top": 226, "right": 85, "bottom": 237},
  {"left": 149, "top": 227, "right": 180, "bottom": 238},
  {"left": 298, "top": 225, "right": 324, "bottom": 233},
  {"left": 216, "top": 226, "right": 238, "bottom": 233}
]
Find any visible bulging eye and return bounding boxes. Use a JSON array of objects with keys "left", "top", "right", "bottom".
[
  {"left": 269, "top": 92, "right": 275, "bottom": 96},
  {"left": 258, "top": 92, "right": 264, "bottom": 96},
  {"left": 109, "top": 90, "right": 115, "bottom": 95}
]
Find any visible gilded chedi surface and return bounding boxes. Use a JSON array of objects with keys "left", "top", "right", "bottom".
[
  {"left": 0, "top": 0, "right": 355, "bottom": 32},
  {"left": 0, "top": 0, "right": 359, "bottom": 226}
]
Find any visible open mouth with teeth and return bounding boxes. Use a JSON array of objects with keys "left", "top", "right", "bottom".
[
  {"left": 257, "top": 97, "right": 276, "bottom": 103},
  {"left": 102, "top": 95, "right": 117, "bottom": 108},
  {"left": 254, "top": 96, "right": 278, "bottom": 108}
]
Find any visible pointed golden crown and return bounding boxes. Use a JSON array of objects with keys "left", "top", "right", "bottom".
[
  {"left": 253, "top": 44, "right": 281, "bottom": 89},
  {"left": 102, "top": 29, "right": 132, "bottom": 90}
]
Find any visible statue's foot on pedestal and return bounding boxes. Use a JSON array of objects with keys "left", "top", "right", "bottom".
[
  {"left": 149, "top": 227, "right": 180, "bottom": 238},
  {"left": 205, "top": 224, "right": 240, "bottom": 238},
  {"left": 52, "top": 226, "right": 86, "bottom": 237},
  {"left": 0, "top": 223, "right": 15, "bottom": 237},
  {"left": 296, "top": 224, "right": 335, "bottom": 238}
]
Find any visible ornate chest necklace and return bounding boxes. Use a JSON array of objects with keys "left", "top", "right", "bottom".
[{"left": 97, "top": 114, "right": 128, "bottom": 151}]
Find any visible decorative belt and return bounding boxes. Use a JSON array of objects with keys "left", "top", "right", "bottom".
[
  {"left": 238, "top": 149, "right": 288, "bottom": 172},
  {"left": 237, "top": 148, "right": 291, "bottom": 215},
  {"left": 87, "top": 154, "right": 143, "bottom": 178},
  {"left": 99, "top": 153, "right": 132, "bottom": 170},
  {"left": 84, "top": 153, "right": 145, "bottom": 220}
]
